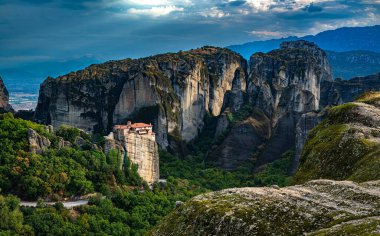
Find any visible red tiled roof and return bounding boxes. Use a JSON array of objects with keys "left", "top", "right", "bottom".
[{"left": 130, "top": 123, "right": 152, "bottom": 128}]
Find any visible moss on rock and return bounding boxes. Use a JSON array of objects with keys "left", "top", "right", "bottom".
[
  {"left": 293, "top": 92, "right": 380, "bottom": 184},
  {"left": 149, "top": 180, "right": 380, "bottom": 236}
]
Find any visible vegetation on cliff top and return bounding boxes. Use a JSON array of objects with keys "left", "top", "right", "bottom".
[{"left": 293, "top": 92, "right": 380, "bottom": 184}]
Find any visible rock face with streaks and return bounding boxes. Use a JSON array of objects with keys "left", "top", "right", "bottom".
[
  {"left": 149, "top": 179, "right": 380, "bottom": 236},
  {"left": 35, "top": 47, "right": 247, "bottom": 150},
  {"left": 27, "top": 128, "right": 51, "bottom": 154},
  {"left": 0, "top": 77, "right": 13, "bottom": 112},
  {"left": 105, "top": 124, "right": 159, "bottom": 184},
  {"left": 210, "top": 41, "right": 333, "bottom": 170},
  {"left": 124, "top": 132, "right": 159, "bottom": 184}
]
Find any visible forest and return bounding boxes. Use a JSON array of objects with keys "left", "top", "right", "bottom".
[{"left": 0, "top": 113, "right": 293, "bottom": 235}]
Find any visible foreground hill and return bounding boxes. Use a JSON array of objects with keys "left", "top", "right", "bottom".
[
  {"left": 150, "top": 180, "right": 380, "bottom": 236},
  {"left": 294, "top": 92, "right": 380, "bottom": 183}
]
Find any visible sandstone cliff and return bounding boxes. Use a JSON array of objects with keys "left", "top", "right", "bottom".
[
  {"left": 149, "top": 179, "right": 380, "bottom": 236},
  {"left": 105, "top": 125, "right": 160, "bottom": 184},
  {"left": 0, "top": 76, "right": 13, "bottom": 112},
  {"left": 35, "top": 47, "right": 247, "bottom": 150},
  {"left": 294, "top": 92, "right": 380, "bottom": 184},
  {"left": 27, "top": 128, "right": 51, "bottom": 154},
  {"left": 211, "top": 41, "right": 333, "bottom": 170}
]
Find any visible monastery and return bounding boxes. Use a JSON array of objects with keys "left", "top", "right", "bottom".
[{"left": 105, "top": 121, "right": 159, "bottom": 185}]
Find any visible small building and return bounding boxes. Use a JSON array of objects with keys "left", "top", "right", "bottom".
[{"left": 113, "top": 121, "right": 155, "bottom": 141}]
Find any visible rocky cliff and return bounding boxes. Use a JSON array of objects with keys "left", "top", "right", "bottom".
[
  {"left": 211, "top": 41, "right": 333, "bottom": 170},
  {"left": 124, "top": 133, "right": 159, "bottom": 184},
  {"left": 34, "top": 41, "right": 380, "bottom": 172},
  {"left": 0, "top": 76, "right": 13, "bottom": 112},
  {"left": 149, "top": 179, "right": 380, "bottom": 236},
  {"left": 294, "top": 92, "right": 380, "bottom": 184},
  {"left": 35, "top": 47, "right": 247, "bottom": 150}
]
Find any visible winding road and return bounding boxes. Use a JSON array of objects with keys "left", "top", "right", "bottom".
[{"left": 20, "top": 200, "right": 89, "bottom": 209}]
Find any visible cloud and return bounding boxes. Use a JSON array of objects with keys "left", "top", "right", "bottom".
[
  {"left": 227, "top": 1, "right": 246, "bottom": 7},
  {"left": 200, "top": 7, "right": 229, "bottom": 18},
  {"left": 121, "top": 0, "right": 193, "bottom": 7},
  {"left": 247, "top": 30, "right": 285, "bottom": 38},
  {"left": 0, "top": 0, "right": 380, "bottom": 73},
  {"left": 127, "top": 5, "right": 184, "bottom": 17},
  {"left": 303, "top": 3, "right": 323, "bottom": 13}
]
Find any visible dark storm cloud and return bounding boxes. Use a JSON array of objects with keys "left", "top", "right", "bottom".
[
  {"left": 303, "top": 3, "right": 323, "bottom": 13},
  {"left": 0, "top": 0, "right": 379, "bottom": 71}
]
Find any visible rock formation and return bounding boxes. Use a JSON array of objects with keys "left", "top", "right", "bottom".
[
  {"left": 320, "top": 72, "right": 380, "bottom": 107},
  {"left": 33, "top": 41, "right": 380, "bottom": 172},
  {"left": 294, "top": 92, "right": 380, "bottom": 184},
  {"left": 105, "top": 122, "right": 159, "bottom": 184},
  {"left": 35, "top": 47, "right": 247, "bottom": 150},
  {"left": 0, "top": 76, "right": 13, "bottom": 112},
  {"left": 211, "top": 41, "right": 333, "bottom": 170},
  {"left": 27, "top": 128, "right": 51, "bottom": 154},
  {"left": 149, "top": 179, "right": 380, "bottom": 236}
]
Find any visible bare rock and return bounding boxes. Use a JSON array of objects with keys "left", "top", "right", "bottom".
[{"left": 27, "top": 128, "right": 51, "bottom": 154}]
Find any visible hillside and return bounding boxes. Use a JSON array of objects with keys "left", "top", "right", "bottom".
[
  {"left": 150, "top": 180, "right": 380, "bottom": 236},
  {"left": 0, "top": 113, "right": 262, "bottom": 235},
  {"left": 294, "top": 92, "right": 380, "bottom": 183}
]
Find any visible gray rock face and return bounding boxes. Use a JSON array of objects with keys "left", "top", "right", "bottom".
[
  {"left": 321, "top": 73, "right": 380, "bottom": 107},
  {"left": 0, "top": 77, "right": 13, "bottom": 112},
  {"left": 35, "top": 47, "right": 247, "bottom": 149},
  {"left": 292, "top": 111, "right": 326, "bottom": 174},
  {"left": 150, "top": 180, "right": 380, "bottom": 236},
  {"left": 27, "top": 129, "right": 51, "bottom": 154},
  {"left": 209, "top": 109, "right": 271, "bottom": 170},
  {"left": 214, "top": 40, "right": 333, "bottom": 170}
]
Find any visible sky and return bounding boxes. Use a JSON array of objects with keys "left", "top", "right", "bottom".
[{"left": 0, "top": 0, "right": 380, "bottom": 71}]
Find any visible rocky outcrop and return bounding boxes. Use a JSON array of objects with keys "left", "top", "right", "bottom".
[
  {"left": 35, "top": 47, "right": 247, "bottom": 150},
  {"left": 250, "top": 41, "right": 332, "bottom": 168},
  {"left": 209, "top": 108, "right": 271, "bottom": 170},
  {"left": 0, "top": 77, "right": 13, "bottom": 112},
  {"left": 321, "top": 72, "right": 380, "bottom": 107},
  {"left": 105, "top": 125, "right": 159, "bottom": 184},
  {"left": 149, "top": 179, "right": 380, "bottom": 236},
  {"left": 294, "top": 92, "right": 380, "bottom": 184},
  {"left": 27, "top": 128, "right": 51, "bottom": 154},
  {"left": 124, "top": 133, "right": 159, "bottom": 184},
  {"left": 211, "top": 41, "right": 333, "bottom": 170},
  {"left": 292, "top": 111, "right": 326, "bottom": 174}
]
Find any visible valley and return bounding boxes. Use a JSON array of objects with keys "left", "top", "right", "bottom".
[{"left": 1, "top": 39, "right": 380, "bottom": 235}]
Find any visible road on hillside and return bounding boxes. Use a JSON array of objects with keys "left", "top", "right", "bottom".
[{"left": 20, "top": 200, "right": 89, "bottom": 209}]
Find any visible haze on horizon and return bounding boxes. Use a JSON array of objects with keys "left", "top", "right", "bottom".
[{"left": 1, "top": 0, "right": 380, "bottom": 70}]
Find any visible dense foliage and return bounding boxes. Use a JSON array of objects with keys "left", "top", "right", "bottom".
[
  {"left": 0, "top": 113, "right": 142, "bottom": 200},
  {"left": 0, "top": 113, "right": 294, "bottom": 235}
]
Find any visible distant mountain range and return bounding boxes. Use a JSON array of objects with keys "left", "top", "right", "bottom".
[
  {"left": 228, "top": 25, "right": 380, "bottom": 79},
  {"left": 326, "top": 50, "right": 380, "bottom": 79}
]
